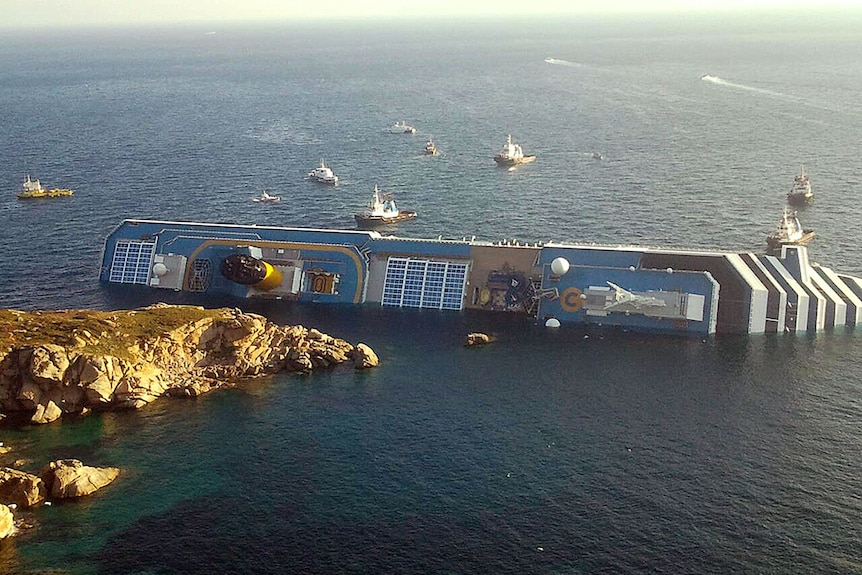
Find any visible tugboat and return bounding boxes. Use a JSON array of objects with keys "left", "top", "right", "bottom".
[
  {"left": 252, "top": 190, "right": 281, "bottom": 203},
  {"left": 307, "top": 160, "right": 339, "bottom": 185},
  {"left": 787, "top": 166, "right": 814, "bottom": 206},
  {"left": 17, "top": 175, "right": 73, "bottom": 199},
  {"left": 354, "top": 185, "right": 417, "bottom": 228},
  {"left": 493, "top": 134, "right": 536, "bottom": 166},
  {"left": 424, "top": 139, "right": 438, "bottom": 156},
  {"left": 391, "top": 121, "right": 416, "bottom": 134},
  {"left": 766, "top": 206, "right": 815, "bottom": 252}
]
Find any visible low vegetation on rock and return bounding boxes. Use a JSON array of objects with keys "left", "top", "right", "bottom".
[{"left": 0, "top": 303, "right": 378, "bottom": 424}]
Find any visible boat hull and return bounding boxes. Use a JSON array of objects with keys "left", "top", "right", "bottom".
[
  {"left": 354, "top": 210, "right": 417, "bottom": 228},
  {"left": 767, "top": 230, "right": 815, "bottom": 251},
  {"left": 787, "top": 192, "right": 814, "bottom": 206},
  {"left": 17, "top": 189, "right": 73, "bottom": 199},
  {"left": 494, "top": 155, "right": 536, "bottom": 166}
]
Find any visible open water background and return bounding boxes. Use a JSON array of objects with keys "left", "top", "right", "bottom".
[{"left": 1, "top": 11, "right": 861, "bottom": 573}]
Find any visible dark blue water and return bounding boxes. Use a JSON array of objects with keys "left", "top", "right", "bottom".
[{"left": 1, "top": 14, "right": 862, "bottom": 574}]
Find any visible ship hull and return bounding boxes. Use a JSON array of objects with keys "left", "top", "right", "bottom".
[
  {"left": 100, "top": 219, "right": 862, "bottom": 336},
  {"left": 494, "top": 155, "right": 536, "bottom": 166},
  {"left": 17, "top": 189, "right": 74, "bottom": 199},
  {"left": 767, "top": 230, "right": 816, "bottom": 251},
  {"left": 786, "top": 192, "right": 814, "bottom": 206},
  {"left": 354, "top": 210, "right": 418, "bottom": 228}
]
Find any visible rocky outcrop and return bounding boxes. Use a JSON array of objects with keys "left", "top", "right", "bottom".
[
  {"left": 352, "top": 343, "right": 379, "bottom": 369},
  {"left": 0, "top": 460, "right": 118, "bottom": 539},
  {"left": 31, "top": 400, "right": 62, "bottom": 425},
  {"left": 0, "top": 504, "right": 13, "bottom": 539},
  {"left": 0, "top": 305, "right": 378, "bottom": 423},
  {"left": 465, "top": 333, "right": 493, "bottom": 346},
  {"left": 0, "top": 467, "right": 46, "bottom": 507},
  {"left": 41, "top": 459, "right": 119, "bottom": 499}
]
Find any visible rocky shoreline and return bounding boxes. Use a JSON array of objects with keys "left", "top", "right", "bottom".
[
  {"left": 0, "top": 303, "right": 379, "bottom": 539},
  {"left": 0, "top": 303, "right": 378, "bottom": 424}
]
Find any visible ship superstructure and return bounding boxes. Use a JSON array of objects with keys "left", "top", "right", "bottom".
[{"left": 100, "top": 219, "right": 862, "bottom": 336}]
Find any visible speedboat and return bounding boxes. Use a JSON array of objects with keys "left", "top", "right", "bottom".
[
  {"left": 391, "top": 121, "right": 416, "bottom": 134},
  {"left": 354, "top": 185, "right": 417, "bottom": 228},
  {"left": 252, "top": 190, "right": 281, "bottom": 203},
  {"left": 17, "top": 175, "right": 73, "bottom": 199},
  {"left": 424, "top": 139, "right": 438, "bottom": 156},
  {"left": 493, "top": 135, "right": 536, "bottom": 166},
  {"left": 787, "top": 166, "right": 814, "bottom": 206},
  {"left": 766, "top": 206, "right": 814, "bottom": 251},
  {"left": 307, "top": 160, "right": 339, "bottom": 185}
]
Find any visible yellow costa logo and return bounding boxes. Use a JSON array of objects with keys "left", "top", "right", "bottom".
[{"left": 560, "top": 287, "right": 584, "bottom": 312}]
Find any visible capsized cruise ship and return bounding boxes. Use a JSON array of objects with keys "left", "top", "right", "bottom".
[{"left": 100, "top": 219, "right": 862, "bottom": 336}]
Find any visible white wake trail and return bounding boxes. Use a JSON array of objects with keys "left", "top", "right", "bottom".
[
  {"left": 700, "top": 73, "right": 862, "bottom": 124},
  {"left": 700, "top": 74, "right": 788, "bottom": 98},
  {"left": 545, "top": 57, "right": 583, "bottom": 68}
]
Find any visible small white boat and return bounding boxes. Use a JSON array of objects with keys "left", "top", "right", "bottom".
[
  {"left": 391, "top": 120, "right": 416, "bottom": 134},
  {"left": 766, "top": 206, "right": 814, "bottom": 251},
  {"left": 354, "top": 185, "right": 417, "bottom": 228},
  {"left": 424, "top": 139, "right": 438, "bottom": 156},
  {"left": 252, "top": 190, "right": 281, "bottom": 203},
  {"left": 494, "top": 134, "right": 536, "bottom": 166},
  {"left": 787, "top": 166, "right": 814, "bottom": 206},
  {"left": 307, "top": 160, "right": 339, "bottom": 185}
]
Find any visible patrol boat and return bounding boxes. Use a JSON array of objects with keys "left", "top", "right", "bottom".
[
  {"left": 354, "top": 185, "right": 417, "bottom": 228},
  {"left": 493, "top": 134, "right": 536, "bottom": 166},
  {"left": 252, "top": 190, "right": 280, "bottom": 203},
  {"left": 391, "top": 121, "right": 416, "bottom": 134},
  {"left": 787, "top": 166, "right": 814, "bottom": 206},
  {"left": 307, "top": 160, "right": 339, "bottom": 185},
  {"left": 767, "top": 206, "right": 815, "bottom": 251}
]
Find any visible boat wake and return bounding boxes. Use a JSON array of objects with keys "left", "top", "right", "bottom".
[
  {"left": 545, "top": 57, "right": 582, "bottom": 68},
  {"left": 701, "top": 74, "right": 862, "bottom": 122},
  {"left": 700, "top": 74, "right": 787, "bottom": 98}
]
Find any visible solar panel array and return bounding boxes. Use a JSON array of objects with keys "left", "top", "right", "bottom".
[
  {"left": 382, "top": 257, "right": 468, "bottom": 310},
  {"left": 109, "top": 239, "right": 157, "bottom": 284}
]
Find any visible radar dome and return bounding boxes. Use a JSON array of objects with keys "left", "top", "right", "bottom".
[
  {"left": 545, "top": 317, "right": 561, "bottom": 328},
  {"left": 550, "top": 257, "right": 570, "bottom": 276},
  {"left": 152, "top": 263, "right": 168, "bottom": 277}
]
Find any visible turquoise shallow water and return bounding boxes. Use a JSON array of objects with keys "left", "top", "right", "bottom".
[
  {"left": 4, "top": 309, "right": 862, "bottom": 573},
  {"left": 1, "top": 13, "right": 862, "bottom": 573}
]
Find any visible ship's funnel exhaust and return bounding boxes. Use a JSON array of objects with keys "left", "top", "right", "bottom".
[{"left": 220, "top": 254, "right": 283, "bottom": 291}]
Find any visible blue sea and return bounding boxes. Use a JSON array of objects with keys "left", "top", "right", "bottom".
[{"left": 2, "top": 11, "right": 862, "bottom": 574}]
